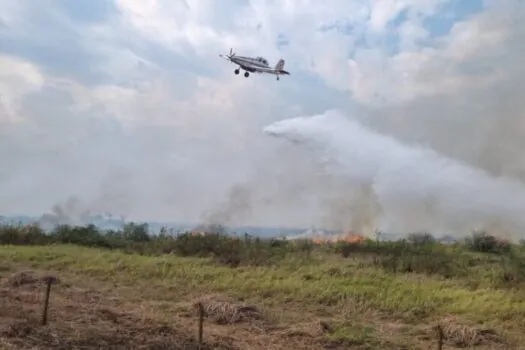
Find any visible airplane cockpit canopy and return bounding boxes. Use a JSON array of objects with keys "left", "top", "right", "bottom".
[{"left": 256, "top": 56, "right": 268, "bottom": 65}]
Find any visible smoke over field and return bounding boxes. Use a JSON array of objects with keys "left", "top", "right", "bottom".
[{"left": 263, "top": 110, "right": 525, "bottom": 239}]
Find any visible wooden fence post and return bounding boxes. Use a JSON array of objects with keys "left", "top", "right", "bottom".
[
  {"left": 197, "top": 302, "right": 204, "bottom": 348},
  {"left": 41, "top": 276, "right": 56, "bottom": 325},
  {"left": 435, "top": 324, "right": 444, "bottom": 350}
]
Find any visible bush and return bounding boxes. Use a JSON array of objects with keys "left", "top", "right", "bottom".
[
  {"left": 375, "top": 247, "right": 465, "bottom": 278},
  {"left": 333, "top": 238, "right": 472, "bottom": 279},
  {"left": 406, "top": 232, "right": 436, "bottom": 246},
  {"left": 53, "top": 224, "right": 114, "bottom": 249},
  {"left": 465, "top": 231, "right": 511, "bottom": 254},
  {"left": 121, "top": 222, "right": 150, "bottom": 243},
  {"left": 0, "top": 223, "right": 292, "bottom": 268},
  {"left": 1, "top": 223, "right": 524, "bottom": 288},
  {"left": 0, "top": 224, "right": 51, "bottom": 245}
]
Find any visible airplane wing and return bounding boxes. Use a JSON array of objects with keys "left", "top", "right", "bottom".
[
  {"left": 252, "top": 67, "right": 290, "bottom": 75},
  {"left": 254, "top": 59, "right": 290, "bottom": 75}
]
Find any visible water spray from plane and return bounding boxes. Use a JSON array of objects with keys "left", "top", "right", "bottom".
[{"left": 263, "top": 110, "right": 525, "bottom": 239}]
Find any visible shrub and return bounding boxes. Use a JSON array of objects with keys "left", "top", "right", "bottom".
[
  {"left": 121, "top": 222, "right": 150, "bottom": 243},
  {"left": 465, "top": 231, "right": 511, "bottom": 254},
  {"left": 406, "top": 232, "right": 436, "bottom": 246},
  {"left": 0, "top": 224, "right": 51, "bottom": 245},
  {"left": 496, "top": 252, "right": 525, "bottom": 288},
  {"left": 1, "top": 222, "right": 525, "bottom": 289}
]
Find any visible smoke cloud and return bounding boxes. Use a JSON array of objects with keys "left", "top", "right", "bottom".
[
  {"left": 358, "top": 0, "right": 525, "bottom": 185},
  {"left": 2, "top": 0, "right": 524, "bottom": 234},
  {"left": 263, "top": 110, "right": 525, "bottom": 239},
  {"left": 197, "top": 139, "right": 329, "bottom": 229}
]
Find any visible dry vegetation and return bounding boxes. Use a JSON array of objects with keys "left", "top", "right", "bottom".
[{"left": 0, "top": 223, "right": 524, "bottom": 349}]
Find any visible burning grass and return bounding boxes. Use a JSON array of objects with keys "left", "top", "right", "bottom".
[{"left": 0, "top": 224, "right": 525, "bottom": 348}]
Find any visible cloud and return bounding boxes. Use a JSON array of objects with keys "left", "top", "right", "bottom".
[
  {"left": 362, "top": 0, "right": 525, "bottom": 182},
  {"left": 0, "top": 0, "right": 523, "bottom": 230}
]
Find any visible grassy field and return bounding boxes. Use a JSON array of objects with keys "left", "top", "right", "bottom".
[{"left": 0, "top": 224, "right": 524, "bottom": 349}]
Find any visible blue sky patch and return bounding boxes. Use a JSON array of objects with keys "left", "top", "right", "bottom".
[
  {"left": 424, "top": 0, "right": 485, "bottom": 37},
  {"left": 57, "top": 0, "right": 118, "bottom": 24},
  {"left": 276, "top": 34, "right": 289, "bottom": 49}
]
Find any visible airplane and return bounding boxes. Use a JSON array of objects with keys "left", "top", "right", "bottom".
[{"left": 219, "top": 48, "right": 290, "bottom": 81}]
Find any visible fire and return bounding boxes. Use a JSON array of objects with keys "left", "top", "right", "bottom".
[
  {"left": 310, "top": 232, "right": 366, "bottom": 245},
  {"left": 187, "top": 229, "right": 367, "bottom": 245},
  {"left": 191, "top": 231, "right": 208, "bottom": 236}
]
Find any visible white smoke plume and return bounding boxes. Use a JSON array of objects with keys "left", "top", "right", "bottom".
[
  {"left": 263, "top": 110, "right": 525, "bottom": 239},
  {"left": 37, "top": 196, "right": 91, "bottom": 230},
  {"left": 200, "top": 184, "right": 252, "bottom": 227},
  {"left": 197, "top": 140, "right": 326, "bottom": 230}
]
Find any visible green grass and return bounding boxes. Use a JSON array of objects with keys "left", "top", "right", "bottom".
[
  {"left": 3, "top": 244, "right": 524, "bottom": 319},
  {"left": 1, "top": 224, "right": 525, "bottom": 348}
]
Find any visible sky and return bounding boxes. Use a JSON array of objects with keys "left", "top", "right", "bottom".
[{"left": 1, "top": 0, "right": 524, "bottom": 229}]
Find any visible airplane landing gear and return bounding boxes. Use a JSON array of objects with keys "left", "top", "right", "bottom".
[
  {"left": 234, "top": 69, "right": 240, "bottom": 75},
  {"left": 244, "top": 72, "right": 249, "bottom": 78}
]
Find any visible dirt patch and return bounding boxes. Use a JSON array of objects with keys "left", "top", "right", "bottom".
[
  {"left": 411, "top": 319, "right": 509, "bottom": 349},
  {"left": 0, "top": 319, "right": 235, "bottom": 349},
  {"left": 3, "top": 271, "right": 40, "bottom": 288},
  {"left": 0, "top": 274, "right": 238, "bottom": 349},
  {"left": 279, "top": 319, "right": 334, "bottom": 339},
  {"left": 2, "top": 271, "right": 59, "bottom": 289},
  {"left": 0, "top": 320, "right": 33, "bottom": 338}
]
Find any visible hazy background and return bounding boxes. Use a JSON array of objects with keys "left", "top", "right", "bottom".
[{"left": 1, "top": 0, "right": 524, "bottom": 233}]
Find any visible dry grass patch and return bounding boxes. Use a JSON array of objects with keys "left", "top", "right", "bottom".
[
  {"left": 438, "top": 318, "right": 505, "bottom": 348},
  {"left": 0, "top": 269, "right": 237, "bottom": 350},
  {"left": 194, "top": 294, "right": 266, "bottom": 325}
]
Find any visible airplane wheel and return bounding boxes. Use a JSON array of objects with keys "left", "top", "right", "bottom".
[
  {"left": 244, "top": 72, "right": 249, "bottom": 78},
  {"left": 234, "top": 69, "right": 239, "bottom": 75}
]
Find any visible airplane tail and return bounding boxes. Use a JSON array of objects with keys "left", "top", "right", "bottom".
[
  {"left": 275, "top": 59, "right": 290, "bottom": 75},
  {"left": 275, "top": 59, "right": 285, "bottom": 71}
]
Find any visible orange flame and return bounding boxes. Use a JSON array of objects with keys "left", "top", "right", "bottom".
[
  {"left": 309, "top": 232, "right": 366, "bottom": 245},
  {"left": 188, "top": 230, "right": 367, "bottom": 245},
  {"left": 191, "top": 231, "right": 208, "bottom": 236}
]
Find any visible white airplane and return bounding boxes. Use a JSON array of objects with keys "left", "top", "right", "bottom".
[{"left": 219, "top": 48, "right": 290, "bottom": 81}]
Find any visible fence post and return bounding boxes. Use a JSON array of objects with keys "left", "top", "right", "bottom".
[
  {"left": 41, "top": 276, "right": 56, "bottom": 325},
  {"left": 435, "top": 324, "right": 444, "bottom": 350},
  {"left": 197, "top": 302, "right": 204, "bottom": 348}
]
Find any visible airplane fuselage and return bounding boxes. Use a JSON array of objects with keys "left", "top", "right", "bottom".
[
  {"left": 231, "top": 56, "right": 270, "bottom": 69},
  {"left": 220, "top": 50, "right": 290, "bottom": 80},
  {"left": 230, "top": 56, "right": 271, "bottom": 74}
]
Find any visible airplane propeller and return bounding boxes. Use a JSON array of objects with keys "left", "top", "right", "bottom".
[{"left": 219, "top": 48, "right": 236, "bottom": 61}]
